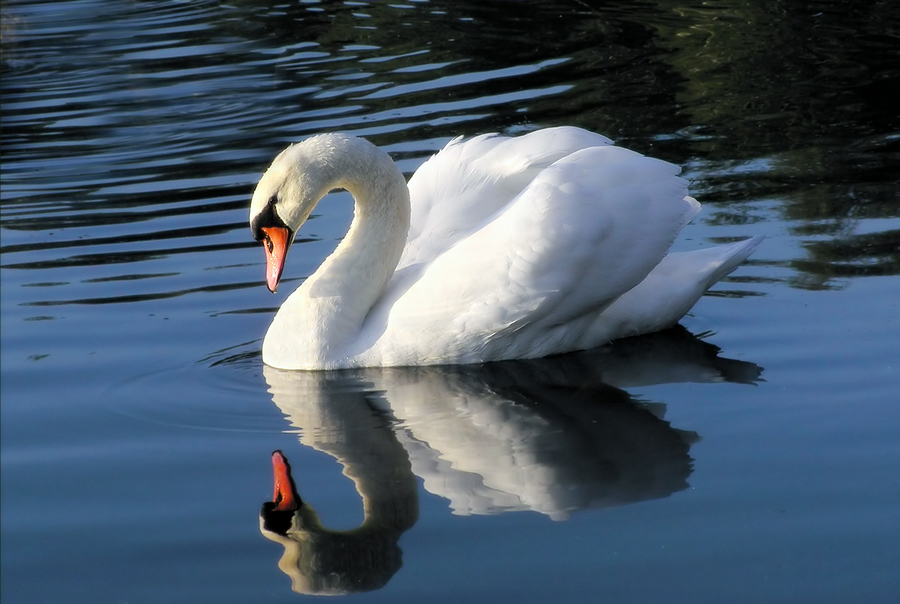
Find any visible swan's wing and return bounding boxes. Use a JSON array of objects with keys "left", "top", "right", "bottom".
[
  {"left": 400, "top": 127, "right": 613, "bottom": 269},
  {"left": 364, "top": 144, "right": 699, "bottom": 365}
]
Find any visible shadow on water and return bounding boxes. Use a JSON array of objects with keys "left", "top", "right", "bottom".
[{"left": 256, "top": 326, "right": 762, "bottom": 595}]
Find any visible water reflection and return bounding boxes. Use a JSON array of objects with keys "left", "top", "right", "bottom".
[
  {"left": 258, "top": 327, "right": 762, "bottom": 594},
  {"left": 3, "top": 0, "right": 896, "bottom": 311}
]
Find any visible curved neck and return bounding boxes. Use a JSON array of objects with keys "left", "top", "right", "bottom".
[
  {"left": 277, "top": 138, "right": 411, "bottom": 368},
  {"left": 309, "top": 153, "right": 411, "bottom": 300}
]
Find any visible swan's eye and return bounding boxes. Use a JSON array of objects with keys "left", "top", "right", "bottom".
[{"left": 250, "top": 195, "right": 287, "bottom": 242}]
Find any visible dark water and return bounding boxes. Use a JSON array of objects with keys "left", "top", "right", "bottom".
[{"left": 2, "top": 1, "right": 899, "bottom": 602}]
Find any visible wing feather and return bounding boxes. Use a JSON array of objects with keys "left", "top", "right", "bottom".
[{"left": 400, "top": 127, "right": 613, "bottom": 269}]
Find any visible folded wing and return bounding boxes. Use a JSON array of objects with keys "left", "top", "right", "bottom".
[{"left": 360, "top": 138, "right": 699, "bottom": 365}]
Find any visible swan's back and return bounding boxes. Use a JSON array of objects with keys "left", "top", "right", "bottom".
[{"left": 400, "top": 127, "right": 613, "bottom": 270}]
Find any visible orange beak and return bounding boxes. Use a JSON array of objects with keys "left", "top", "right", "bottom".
[
  {"left": 261, "top": 226, "right": 290, "bottom": 293},
  {"left": 271, "top": 450, "right": 298, "bottom": 512}
]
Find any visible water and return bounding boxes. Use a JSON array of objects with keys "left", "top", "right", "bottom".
[{"left": 2, "top": 0, "right": 899, "bottom": 602}]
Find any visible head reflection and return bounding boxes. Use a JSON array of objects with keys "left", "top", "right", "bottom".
[
  {"left": 259, "top": 450, "right": 414, "bottom": 595},
  {"left": 258, "top": 327, "right": 762, "bottom": 594}
]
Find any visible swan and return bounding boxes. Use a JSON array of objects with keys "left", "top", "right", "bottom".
[{"left": 250, "top": 127, "right": 761, "bottom": 370}]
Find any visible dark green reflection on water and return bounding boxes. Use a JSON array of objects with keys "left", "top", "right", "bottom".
[{"left": 2, "top": 0, "right": 897, "bottom": 299}]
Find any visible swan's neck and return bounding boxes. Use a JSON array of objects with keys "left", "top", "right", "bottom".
[{"left": 267, "top": 138, "right": 411, "bottom": 369}]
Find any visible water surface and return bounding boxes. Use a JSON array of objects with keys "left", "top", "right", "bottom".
[{"left": 2, "top": 1, "right": 899, "bottom": 602}]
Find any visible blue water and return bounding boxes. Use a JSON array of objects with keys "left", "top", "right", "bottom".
[{"left": 2, "top": 1, "right": 899, "bottom": 602}]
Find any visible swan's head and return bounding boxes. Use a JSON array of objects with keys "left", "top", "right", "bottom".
[{"left": 250, "top": 135, "right": 358, "bottom": 292}]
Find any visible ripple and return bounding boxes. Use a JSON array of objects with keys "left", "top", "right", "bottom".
[
  {"left": 3, "top": 0, "right": 897, "bottom": 324},
  {"left": 104, "top": 358, "right": 282, "bottom": 434}
]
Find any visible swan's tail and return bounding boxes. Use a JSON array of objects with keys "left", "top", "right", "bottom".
[
  {"left": 692, "top": 234, "right": 764, "bottom": 291},
  {"left": 580, "top": 235, "right": 764, "bottom": 344}
]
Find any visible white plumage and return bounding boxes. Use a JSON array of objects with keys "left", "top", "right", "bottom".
[{"left": 249, "top": 127, "right": 761, "bottom": 369}]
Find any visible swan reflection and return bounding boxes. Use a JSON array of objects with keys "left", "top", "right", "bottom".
[{"left": 259, "top": 327, "right": 762, "bottom": 595}]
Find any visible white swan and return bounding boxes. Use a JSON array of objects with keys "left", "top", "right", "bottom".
[{"left": 250, "top": 127, "right": 761, "bottom": 370}]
